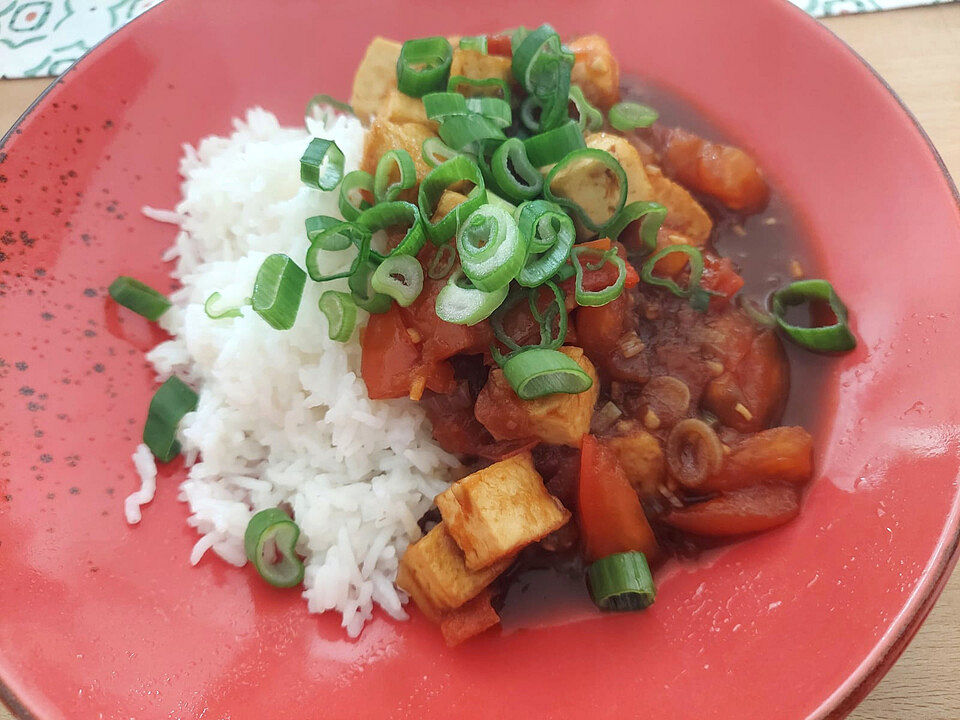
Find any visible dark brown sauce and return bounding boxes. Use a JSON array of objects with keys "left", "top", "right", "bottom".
[{"left": 500, "top": 77, "right": 832, "bottom": 631}]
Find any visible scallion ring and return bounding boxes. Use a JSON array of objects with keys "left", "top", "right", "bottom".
[
  {"left": 356, "top": 201, "right": 426, "bottom": 259},
  {"left": 348, "top": 259, "right": 392, "bottom": 314},
  {"left": 465, "top": 96, "right": 512, "bottom": 128},
  {"left": 520, "top": 95, "right": 542, "bottom": 133},
  {"left": 568, "top": 85, "right": 603, "bottom": 132},
  {"left": 771, "top": 279, "right": 856, "bottom": 352},
  {"left": 608, "top": 101, "right": 659, "bottom": 131},
  {"left": 490, "top": 283, "right": 568, "bottom": 363},
  {"left": 544, "top": 148, "right": 627, "bottom": 233},
  {"left": 640, "top": 245, "right": 705, "bottom": 300},
  {"left": 318, "top": 290, "right": 358, "bottom": 343},
  {"left": 421, "top": 137, "right": 461, "bottom": 168},
  {"left": 142, "top": 376, "right": 198, "bottom": 463},
  {"left": 305, "top": 214, "right": 343, "bottom": 243},
  {"left": 252, "top": 254, "right": 307, "bottom": 330},
  {"left": 418, "top": 155, "right": 487, "bottom": 244},
  {"left": 489, "top": 137, "right": 543, "bottom": 202},
  {"left": 204, "top": 291, "right": 243, "bottom": 320},
  {"left": 422, "top": 91, "right": 469, "bottom": 121},
  {"left": 437, "top": 113, "right": 506, "bottom": 153},
  {"left": 299, "top": 137, "right": 345, "bottom": 191},
  {"left": 516, "top": 203, "right": 576, "bottom": 287},
  {"left": 435, "top": 269, "right": 509, "bottom": 325},
  {"left": 605, "top": 201, "right": 668, "bottom": 255},
  {"left": 522, "top": 120, "right": 586, "bottom": 168},
  {"left": 396, "top": 37, "right": 453, "bottom": 98},
  {"left": 304, "top": 93, "right": 354, "bottom": 123},
  {"left": 370, "top": 254, "right": 424, "bottom": 307},
  {"left": 588, "top": 551, "right": 656, "bottom": 611},
  {"left": 337, "top": 170, "right": 374, "bottom": 222},
  {"left": 447, "top": 75, "right": 512, "bottom": 104},
  {"left": 108, "top": 276, "right": 171, "bottom": 321},
  {"left": 304, "top": 221, "right": 371, "bottom": 282},
  {"left": 571, "top": 246, "right": 627, "bottom": 307},
  {"left": 373, "top": 149, "right": 416, "bottom": 203},
  {"left": 457, "top": 204, "right": 525, "bottom": 292},
  {"left": 459, "top": 35, "right": 488, "bottom": 54},
  {"left": 243, "top": 508, "right": 305, "bottom": 589},
  {"left": 738, "top": 295, "right": 778, "bottom": 329},
  {"left": 427, "top": 242, "right": 457, "bottom": 280},
  {"left": 502, "top": 347, "right": 592, "bottom": 400}
]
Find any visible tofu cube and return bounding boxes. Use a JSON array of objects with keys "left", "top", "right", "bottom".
[
  {"left": 569, "top": 35, "right": 620, "bottom": 110},
  {"left": 604, "top": 429, "right": 665, "bottom": 496},
  {"left": 449, "top": 49, "right": 514, "bottom": 87},
  {"left": 429, "top": 189, "right": 468, "bottom": 224},
  {"left": 585, "top": 132, "right": 654, "bottom": 204},
  {"left": 436, "top": 452, "right": 571, "bottom": 570},
  {"left": 361, "top": 118, "right": 436, "bottom": 196},
  {"left": 378, "top": 89, "right": 436, "bottom": 130},
  {"left": 439, "top": 589, "right": 500, "bottom": 646},
  {"left": 645, "top": 164, "right": 713, "bottom": 243},
  {"left": 350, "top": 37, "right": 402, "bottom": 120},
  {"left": 396, "top": 522, "right": 511, "bottom": 622}
]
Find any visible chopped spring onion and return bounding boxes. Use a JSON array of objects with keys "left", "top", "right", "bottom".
[
  {"left": 605, "top": 201, "right": 668, "bottom": 255},
  {"left": 515, "top": 200, "right": 576, "bottom": 287},
  {"left": 640, "top": 245, "right": 706, "bottom": 304},
  {"left": 348, "top": 259, "right": 393, "bottom": 314},
  {"left": 489, "top": 137, "right": 543, "bottom": 202},
  {"left": 588, "top": 551, "right": 656, "bottom": 611},
  {"left": 571, "top": 246, "right": 627, "bottom": 306},
  {"left": 608, "top": 101, "right": 659, "bottom": 131},
  {"left": 374, "top": 149, "right": 416, "bottom": 203},
  {"left": 738, "top": 295, "right": 778, "bottom": 329},
  {"left": 203, "top": 291, "right": 243, "bottom": 320},
  {"left": 304, "top": 93, "right": 353, "bottom": 123},
  {"left": 485, "top": 189, "right": 518, "bottom": 215},
  {"left": 371, "top": 254, "right": 424, "bottom": 307},
  {"left": 457, "top": 204, "right": 525, "bottom": 291},
  {"left": 447, "top": 75, "right": 512, "bottom": 104},
  {"left": 459, "top": 35, "right": 488, "bottom": 54},
  {"left": 337, "top": 170, "right": 374, "bottom": 222},
  {"left": 520, "top": 95, "right": 542, "bottom": 133},
  {"left": 522, "top": 120, "right": 586, "bottom": 168},
  {"left": 465, "top": 96, "right": 513, "bottom": 128},
  {"left": 438, "top": 113, "right": 506, "bottom": 153},
  {"left": 299, "top": 137, "right": 345, "bottom": 191},
  {"left": 771, "top": 279, "right": 856, "bottom": 352},
  {"left": 422, "top": 92, "right": 469, "bottom": 120},
  {"left": 355, "top": 200, "right": 426, "bottom": 259},
  {"left": 396, "top": 37, "right": 453, "bottom": 97},
  {"left": 568, "top": 85, "right": 603, "bottom": 132},
  {"left": 512, "top": 24, "right": 572, "bottom": 132},
  {"left": 491, "top": 283, "right": 568, "bottom": 363},
  {"left": 421, "top": 136, "right": 462, "bottom": 168},
  {"left": 305, "top": 214, "right": 343, "bottom": 242},
  {"left": 435, "top": 269, "right": 509, "bottom": 325},
  {"left": 304, "top": 221, "right": 371, "bottom": 282},
  {"left": 545, "top": 148, "right": 627, "bottom": 233},
  {"left": 318, "top": 290, "right": 358, "bottom": 342},
  {"left": 142, "top": 375, "right": 198, "bottom": 463},
  {"left": 108, "top": 276, "right": 171, "bottom": 321},
  {"left": 252, "top": 253, "right": 307, "bottom": 330},
  {"left": 418, "top": 155, "right": 487, "bottom": 244},
  {"left": 427, "top": 242, "right": 457, "bottom": 279},
  {"left": 502, "top": 347, "right": 593, "bottom": 399},
  {"left": 243, "top": 508, "right": 305, "bottom": 588}
]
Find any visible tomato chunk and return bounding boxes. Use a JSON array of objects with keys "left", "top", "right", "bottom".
[
  {"left": 663, "top": 484, "right": 800, "bottom": 536},
  {"left": 560, "top": 242, "right": 639, "bottom": 304},
  {"left": 701, "top": 254, "right": 744, "bottom": 309},
  {"left": 702, "top": 427, "right": 813, "bottom": 492},
  {"left": 578, "top": 434, "right": 659, "bottom": 562}
]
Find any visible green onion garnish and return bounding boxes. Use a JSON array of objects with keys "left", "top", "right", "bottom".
[
  {"left": 142, "top": 376, "right": 198, "bottom": 463},
  {"left": 421, "top": 137, "right": 462, "bottom": 169},
  {"left": 438, "top": 113, "right": 506, "bottom": 153},
  {"left": 502, "top": 347, "right": 593, "bottom": 400},
  {"left": 640, "top": 244, "right": 706, "bottom": 305},
  {"left": 738, "top": 295, "right": 778, "bottom": 329},
  {"left": 571, "top": 246, "right": 627, "bottom": 307},
  {"left": 203, "top": 292, "right": 243, "bottom": 320},
  {"left": 423, "top": 91, "right": 469, "bottom": 120},
  {"left": 304, "top": 221, "right": 371, "bottom": 282},
  {"left": 108, "top": 276, "right": 171, "bottom": 321},
  {"left": 348, "top": 259, "right": 393, "bottom": 314},
  {"left": 418, "top": 155, "right": 488, "bottom": 244},
  {"left": 397, "top": 37, "right": 453, "bottom": 98},
  {"left": 355, "top": 200, "right": 426, "bottom": 260},
  {"left": 511, "top": 24, "right": 573, "bottom": 132},
  {"left": 251, "top": 254, "right": 307, "bottom": 330},
  {"left": 458, "top": 35, "right": 488, "bottom": 54},
  {"left": 374, "top": 149, "right": 416, "bottom": 203},
  {"left": 338, "top": 170, "right": 374, "bottom": 221},
  {"left": 588, "top": 551, "right": 656, "bottom": 611},
  {"left": 427, "top": 242, "right": 457, "bottom": 280},
  {"left": 457, "top": 204, "right": 525, "bottom": 292},
  {"left": 370, "top": 254, "right": 424, "bottom": 307},
  {"left": 568, "top": 85, "right": 603, "bottom": 132},
  {"left": 605, "top": 201, "right": 668, "bottom": 254},
  {"left": 491, "top": 282, "right": 568, "bottom": 364},
  {"left": 299, "top": 137, "right": 345, "bottom": 191},
  {"left": 545, "top": 148, "right": 627, "bottom": 233},
  {"left": 318, "top": 290, "right": 358, "bottom": 342},
  {"left": 305, "top": 214, "right": 343, "bottom": 242},
  {"left": 435, "top": 268, "right": 509, "bottom": 325},
  {"left": 489, "top": 138, "right": 543, "bottom": 203},
  {"left": 607, "top": 102, "right": 659, "bottom": 131},
  {"left": 304, "top": 93, "right": 354, "bottom": 121},
  {"left": 522, "top": 120, "right": 586, "bottom": 168},
  {"left": 465, "top": 96, "right": 513, "bottom": 129},
  {"left": 243, "top": 508, "right": 305, "bottom": 588},
  {"left": 515, "top": 200, "right": 576, "bottom": 287},
  {"left": 447, "top": 75, "right": 512, "bottom": 104},
  {"left": 771, "top": 279, "right": 856, "bottom": 353}
]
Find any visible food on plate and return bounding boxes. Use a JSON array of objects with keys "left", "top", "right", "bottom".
[{"left": 110, "top": 25, "right": 856, "bottom": 644}]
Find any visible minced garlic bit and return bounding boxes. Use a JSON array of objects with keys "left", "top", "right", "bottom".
[
  {"left": 644, "top": 409, "right": 661, "bottom": 430},
  {"left": 658, "top": 484, "right": 684, "bottom": 508},
  {"left": 722, "top": 444, "right": 732, "bottom": 455},
  {"left": 618, "top": 331, "right": 644, "bottom": 358},
  {"left": 408, "top": 375, "right": 426, "bottom": 402},
  {"left": 732, "top": 224, "right": 747, "bottom": 237},
  {"left": 789, "top": 259, "right": 805, "bottom": 279},
  {"left": 763, "top": 216, "right": 778, "bottom": 226},
  {"left": 406, "top": 327, "right": 422, "bottom": 344},
  {"left": 705, "top": 360, "right": 725, "bottom": 377},
  {"left": 734, "top": 402, "right": 754, "bottom": 421}
]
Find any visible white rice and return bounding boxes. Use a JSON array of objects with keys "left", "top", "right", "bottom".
[{"left": 131, "top": 108, "right": 458, "bottom": 637}]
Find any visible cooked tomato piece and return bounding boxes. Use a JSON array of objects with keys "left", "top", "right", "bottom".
[
  {"left": 560, "top": 241, "right": 639, "bottom": 303},
  {"left": 575, "top": 292, "right": 650, "bottom": 384},
  {"left": 663, "top": 484, "right": 800, "bottom": 536},
  {"left": 700, "top": 254, "right": 745, "bottom": 309},
  {"left": 401, "top": 274, "right": 494, "bottom": 365},
  {"left": 703, "top": 427, "right": 813, "bottom": 492},
  {"left": 485, "top": 34, "right": 513, "bottom": 56},
  {"left": 578, "top": 434, "right": 659, "bottom": 562}
]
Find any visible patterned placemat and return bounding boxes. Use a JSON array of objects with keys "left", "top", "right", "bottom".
[{"left": 0, "top": 0, "right": 956, "bottom": 79}]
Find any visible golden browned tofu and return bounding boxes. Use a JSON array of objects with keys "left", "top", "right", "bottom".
[
  {"left": 548, "top": 151, "right": 629, "bottom": 240},
  {"left": 396, "top": 523, "right": 511, "bottom": 622},
  {"left": 436, "top": 452, "right": 571, "bottom": 570},
  {"left": 350, "top": 37, "right": 402, "bottom": 120},
  {"left": 361, "top": 118, "right": 436, "bottom": 195},
  {"left": 604, "top": 430, "right": 665, "bottom": 496},
  {"left": 586, "top": 132, "right": 654, "bottom": 204},
  {"left": 569, "top": 35, "right": 620, "bottom": 110},
  {"left": 430, "top": 189, "right": 468, "bottom": 224},
  {"left": 645, "top": 164, "right": 713, "bottom": 243},
  {"left": 378, "top": 89, "right": 436, "bottom": 130},
  {"left": 474, "top": 347, "right": 600, "bottom": 447},
  {"left": 449, "top": 48, "right": 513, "bottom": 87}
]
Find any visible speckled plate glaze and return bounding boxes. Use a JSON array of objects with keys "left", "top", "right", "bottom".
[{"left": 1, "top": 1, "right": 959, "bottom": 718}]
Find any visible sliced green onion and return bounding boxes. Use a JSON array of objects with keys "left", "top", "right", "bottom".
[
  {"left": 588, "top": 551, "right": 656, "bottom": 611},
  {"left": 373, "top": 149, "right": 416, "bottom": 203},
  {"left": 608, "top": 102, "right": 659, "bottom": 131},
  {"left": 337, "top": 170, "right": 374, "bottom": 221},
  {"left": 305, "top": 214, "right": 343, "bottom": 243},
  {"left": 438, "top": 113, "right": 506, "bottom": 153},
  {"left": 435, "top": 269, "right": 508, "bottom": 324},
  {"left": 640, "top": 245, "right": 705, "bottom": 300},
  {"left": 465, "top": 96, "right": 512, "bottom": 128},
  {"left": 738, "top": 295, "right": 778, "bottom": 329},
  {"left": 489, "top": 137, "right": 543, "bottom": 203},
  {"left": 304, "top": 93, "right": 354, "bottom": 122},
  {"left": 459, "top": 35, "right": 488, "bottom": 54},
  {"left": 318, "top": 290, "right": 358, "bottom": 342},
  {"left": 243, "top": 508, "right": 305, "bottom": 589},
  {"left": 108, "top": 276, "right": 170, "bottom": 321},
  {"left": 422, "top": 91, "right": 469, "bottom": 120},
  {"left": 545, "top": 148, "right": 627, "bottom": 233},
  {"left": 300, "top": 138, "right": 345, "bottom": 191},
  {"left": 418, "top": 155, "right": 487, "bottom": 244},
  {"left": 491, "top": 283, "right": 568, "bottom": 363},
  {"left": 512, "top": 24, "right": 572, "bottom": 132},
  {"left": 421, "top": 136, "right": 461, "bottom": 168},
  {"left": 771, "top": 279, "right": 856, "bottom": 352},
  {"left": 568, "top": 85, "right": 603, "bottom": 132},
  {"left": 520, "top": 96, "right": 542, "bottom": 133},
  {"left": 571, "top": 246, "right": 627, "bottom": 307},
  {"left": 605, "top": 201, "right": 668, "bottom": 255},
  {"left": 510, "top": 26, "right": 530, "bottom": 53},
  {"left": 457, "top": 205, "right": 525, "bottom": 292},
  {"left": 370, "top": 254, "right": 424, "bottom": 307},
  {"left": 523, "top": 120, "right": 586, "bottom": 168},
  {"left": 427, "top": 242, "right": 457, "bottom": 280},
  {"left": 502, "top": 347, "right": 592, "bottom": 400},
  {"left": 252, "top": 254, "right": 307, "bottom": 330},
  {"left": 485, "top": 189, "right": 518, "bottom": 215},
  {"left": 348, "top": 259, "right": 392, "bottom": 314},
  {"left": 397, "top": 37, "right": 453, "bottom": 98},
  {"left": 355, "top": 201, "right": 426, "bottom": 259},
  {"left": 515, "top": 201, "right": 576, "bottom": 287},
  {"left": 447, "top": 75, "right": 512, "bottom": 103},
  {"left": 204, "top": 292, "right": 243, "bottom": 320},
  {"left": 142, "top": 376, "right": 198, "bottom": 463},
  {"left": 304, "top": 222, "right": 370, "bottom": 282}
]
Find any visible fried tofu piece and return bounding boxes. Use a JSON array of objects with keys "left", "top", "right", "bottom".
[
  {"left": 645, "top": 164, "right": 713, "bottom": 243},
  {"left": 361, "top": 118, "right": 436, "bottom": 196},
  {"left": 449, "top": 48, "right": 513, "bottom": 87},
  {"left": 439, "top": 589, "right": 500, "bottom": 646},
  {"left": 378, "top": 89, "right": 435, "bottom": 129},
  {"left": 436, "top": 452, "right": 571, "bottom": 570},
  {"left": 430, "top": 189, "right": 468, "bottom": 224},
  {"left": 396, "top": 523, "right": 511, "bottom": 622},
  {"left": 604, "top": 430, "right": 665, "bottom": 496},
  {"left": 474, "top": 346, "right": 600, "bottom": 447},
  {"left": 547, "top": 148, "right": 633, "bottom": 241},
  {"left": 350, "top": 37, "right": 402, "bottom": 120},
  {"left": 569, "top": 35, "right": 620, "bottom": 110},
  {"left": 586, "top": 132, "right": 654, "bottom": 203}
]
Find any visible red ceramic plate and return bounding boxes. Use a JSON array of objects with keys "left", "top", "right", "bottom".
[{"left": 1, "top": 0, "right": 958, "bottom": 718}]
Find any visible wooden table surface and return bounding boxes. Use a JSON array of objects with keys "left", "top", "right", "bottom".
[{"left": 1, "top": 5, "right": 959, "bottom": 718}]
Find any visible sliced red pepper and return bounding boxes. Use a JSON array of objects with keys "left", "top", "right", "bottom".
[{"left": 663, "top": 484, "right": 800, "bottom": 537}]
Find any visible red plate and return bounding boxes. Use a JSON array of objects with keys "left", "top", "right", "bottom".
[{"left": 1, "top": 0, "right": 958, "bottom": 718}]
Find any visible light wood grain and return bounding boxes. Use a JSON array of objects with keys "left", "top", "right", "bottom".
[{"left": 0, "top": 5, "right": 958, "bottom": 719}]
